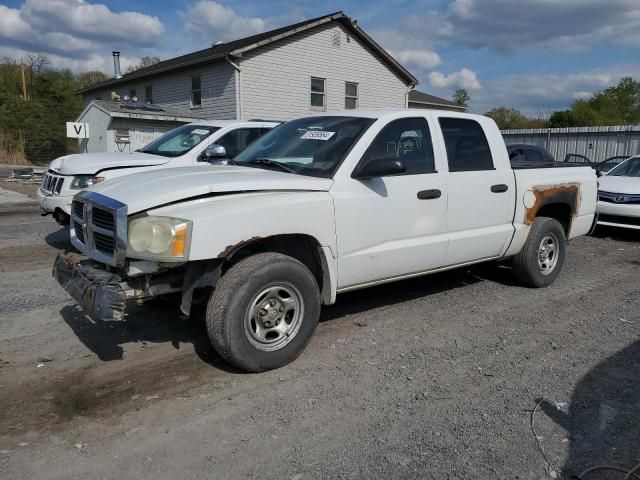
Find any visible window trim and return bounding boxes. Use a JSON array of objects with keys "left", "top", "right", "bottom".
[
  {"left": 310, "top": 77, "right": 326, "bottom": 111},
  {"left": 190, "top": 75, "right": 202, "bottom": 109},
  {"left": 144, "top": 84, "right": 153, "bottom": 105},
  {"left": 345, "top": 81, "right": 359, "bottom": 110},
  {"left": 438, "top": 117, "right": 495, "bottom": 173},
  {"left": 354, "top": 116, "right": 437, "bottom": 177}
]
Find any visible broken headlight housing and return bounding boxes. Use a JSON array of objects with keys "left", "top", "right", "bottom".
[{"left": 127, "top": 216, "right": 192, "bottom": 261}]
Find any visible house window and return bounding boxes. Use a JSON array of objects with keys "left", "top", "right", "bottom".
[
  {"left": 345, "top": 82, "right": 358, "bottom": 109},
  {"left": 145, "top": 85, "right": 153, "bottom": 104},
  {"left": 191, "top": 76, "right": 201, "bottom": 108},
  {"left": 310, "top": 77, "right": 325, "bottom": 110},
  {"left": 129, "top": 89, "right": 137, "bottom": 100}
]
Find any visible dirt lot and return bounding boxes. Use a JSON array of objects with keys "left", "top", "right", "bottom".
[{"left": 0, "top": 208, "right": 638, "bottom": 480}]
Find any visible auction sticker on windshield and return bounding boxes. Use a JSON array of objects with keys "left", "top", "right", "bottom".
[
  {"left": 191, "top": 129, "right": 210, "bottom": 136},
  {"left": 301, "top": 130, "right": 335, "bottom": 141}
]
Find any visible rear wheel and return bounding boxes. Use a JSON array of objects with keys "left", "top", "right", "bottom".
[
  {"left": 513, "top": 216, "right": 566, "bottom": 287},
  {"left": 206, "top": 252, "right": 321, "bottom": 372}
]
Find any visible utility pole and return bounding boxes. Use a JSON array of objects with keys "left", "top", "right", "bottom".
[{"left": 20, "top": 64, "right": 28, "bottom": 101}]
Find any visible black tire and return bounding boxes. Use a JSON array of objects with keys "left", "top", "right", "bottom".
[
  {"left": 206, "top": 252, "right": 321, "bottom": 372},
  {"left": 512, "top": 216, "right": 566, "bottom": 288}
]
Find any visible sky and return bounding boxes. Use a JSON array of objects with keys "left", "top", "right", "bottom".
[{"left": 1, "top": 0, "right": 639, "bottom": 114}]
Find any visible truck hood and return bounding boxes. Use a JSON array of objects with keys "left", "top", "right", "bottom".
[
  {"left": 598, "top": 175, "right": 640, "bottom": 195},
  {"left": 90, "top": 165, "right": 334, "bottom": 214},
  {"left": 49, "top": 152, "right": 170, "bottom": 175}
]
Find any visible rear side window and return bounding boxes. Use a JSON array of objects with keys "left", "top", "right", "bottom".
[
  {"left": 526, "top": 149, "right": 543, "bottom": 162},
  {"left": 439, "top": 118, "right": 494, "bottom": 172},
  {"left": 359, "top": 117, "right": 435, "bottom": 175},
  {"left": 509, "top": 149, "right": 525, "bottom": 162}
]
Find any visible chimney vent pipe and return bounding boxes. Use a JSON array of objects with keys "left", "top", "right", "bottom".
[{"left": 112, "top": 51, "right": 122, "bottom": 78}]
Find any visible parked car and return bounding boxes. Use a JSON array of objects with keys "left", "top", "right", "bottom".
[
  {"left": 507, "top": 144, "right": 555, "bottom": 168},
  {"left": 564, "top": 153, "right": 593, "bottom": 166},
  {"left": 38, "top": 120, "right": 279, "bottom": 224},
  {"left": 594, "top": 155, "right": 630, "bottom": 175},
  {"left": 53, "top": 110, "right": 597, "bottom": 372},
  {"left": 596, "top": 155, "right": 640, "bottom": 230}
]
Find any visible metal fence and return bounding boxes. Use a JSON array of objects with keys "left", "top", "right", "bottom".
[
  {"left": 0, "top": 128, "right": 78, "bottom": 167},
  {"left": 501, "top": 125, "right": 640, "bottom": 164}
]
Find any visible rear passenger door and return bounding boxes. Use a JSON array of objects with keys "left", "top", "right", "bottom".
[{"left": 437, "top": 117, "right": 515, "bottom": 266}]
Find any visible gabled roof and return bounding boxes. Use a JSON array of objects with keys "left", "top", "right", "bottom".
[
  {"left": 408, "top": 90, "right": 465, "bottom": 110},
  {"left": 78, "top": 11, "right": 418, "bottom": 94}
]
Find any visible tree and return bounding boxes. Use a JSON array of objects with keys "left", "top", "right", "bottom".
[
  {"left": 452, "top": 88, "right": 470, "bottom": 108},
  {"left": 126, "top": 56, "right": 161, "bottom": 73},
  {"left": 78, "top": 70, "right": 108, "bottom": 89},
  {"left": 484, "top": 107, "right": 528, "bottom": 129},
  {"left": 548, "top": 77, "right": 640, "bottom": 127}
]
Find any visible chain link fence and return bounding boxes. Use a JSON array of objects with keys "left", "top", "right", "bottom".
[{"left": 0, "top": 128, "right": 78, "bottom": 166}]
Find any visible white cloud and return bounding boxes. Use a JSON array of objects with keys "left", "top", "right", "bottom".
[
  {"left": 429, "top": 68, "right": 481, "bottom": 90},
  {"left": 184, "top": 1, "right": 268, "bottom": 41},
  {"left": 0, "top": 0, "right": 164, "bottom": 73},
  {"left": 443, "top": 0, "right": 640, "bottom": 52},
  {"left": 470, "top": 64, "right": 640, "bottom": 114},
  {"left": 20, "top": 0, "right": 164, "bottom": 45},
  {"left": 394, "top": 50, "right": 441, "bottom": 71}
]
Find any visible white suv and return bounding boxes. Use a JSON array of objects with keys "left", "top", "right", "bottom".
[{"left": 38, "top": 120, "right": 279, "bottom": 224}]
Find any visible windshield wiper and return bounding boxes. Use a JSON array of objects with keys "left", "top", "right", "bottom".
[{"left": 246, "top": 158, "right": 297, "bottom": 174}]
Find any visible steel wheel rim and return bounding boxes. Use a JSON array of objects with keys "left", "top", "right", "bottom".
[
  {"left": 537, "top": 232, "right": 559, "bottom": 275},
  {"left": 244, "top": 282, "right": 304, "bottom": 352}
]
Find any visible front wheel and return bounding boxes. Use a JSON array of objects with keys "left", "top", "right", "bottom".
[
  {"left": 206, "top": 252, "right": 321, "bottom": 372},
  {"left": 512, "top": 216, "right": 566, "bottom": 287}
]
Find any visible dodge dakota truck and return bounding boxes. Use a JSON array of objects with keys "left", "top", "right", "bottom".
[
  {"left": 53, "top": 110, "right": 597, "bottom": 372},
  {"left": 38, "top": 120, "right": 278, "bottom": 224}
]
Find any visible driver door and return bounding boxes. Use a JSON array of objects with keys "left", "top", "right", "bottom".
[{"left": 332, "top": 117, "right": 448, "bottom": 289}]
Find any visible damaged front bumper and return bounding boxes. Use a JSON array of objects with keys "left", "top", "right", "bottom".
[
  {"left": 52, "top": 253, "right": 185, "bottom": 322},
  {"left": 53, "top": 253, "right": 221, "bottom": 322},
  {"left": 53, "top": 253, "right": 132, "bottom": 321}
]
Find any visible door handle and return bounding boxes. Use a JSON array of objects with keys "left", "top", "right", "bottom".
[
  {"left": 491, "top": 184, "right": 509, "bottom": 193},
  {"left": 417, "top": 189, "right": 442, "bottom": 200}
]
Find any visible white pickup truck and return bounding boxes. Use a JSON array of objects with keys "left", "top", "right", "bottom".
[
  {"left": 53, "top": 109, "right": 597, "bottom": 372},
  {"left": 38, "top": 120, "right": 278, "bottom": 224}
]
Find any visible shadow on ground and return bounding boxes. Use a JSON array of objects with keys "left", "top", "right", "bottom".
[
  {"left": 44, "top": 226, "right": 74, "bottom": 250},
  {"left": 591, "top": 225, "right": 640, "bottom": 243},
  {"left": 540, "top": 340, "right": 640, "bottom": 478}
]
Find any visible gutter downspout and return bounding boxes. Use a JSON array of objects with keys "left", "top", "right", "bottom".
[{"left": 226, "top": 56, "right": 242, "bottom": 120}]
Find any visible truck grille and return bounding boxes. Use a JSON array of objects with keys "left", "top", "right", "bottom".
[
  {"left": 598, "top": 191, "right": 640, "bottom": 204},
  {"left": 41, "top": 172, "right": 65, "bottom": 195},
  {"left": 70, "top": 192, "right": 128, "bottom": 266}
]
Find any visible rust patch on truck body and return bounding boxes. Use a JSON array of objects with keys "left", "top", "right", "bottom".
[
  {"left": 524, "top": 182, "right": 581, "bottom": 226},
  {"left": 217, "top": 236, "right": 265, "bottom": 258}
]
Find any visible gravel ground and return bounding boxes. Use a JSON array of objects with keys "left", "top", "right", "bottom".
[{"left": 0, "top": 209, "right": 638, "bottom": 480}]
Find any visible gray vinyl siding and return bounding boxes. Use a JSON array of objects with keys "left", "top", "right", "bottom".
[
  {"left": 82, "top": 62, "right": 237, "bottom": 120},
  {"left": 240, "top": 23, "right": 409, "bottom": 120},
  {"left": 76, "top": 105, "right": 109, "bottom": 154}
]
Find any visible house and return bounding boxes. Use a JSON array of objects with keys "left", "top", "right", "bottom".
[
  {"left": 408, "top": 90, "right": 466, "bottom": 111},
  {"left": 77, "top": 12, "right": 417, "bottom": 149}
]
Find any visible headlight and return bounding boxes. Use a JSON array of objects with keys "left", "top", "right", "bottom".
[
  {"left": 127, "top": 216, "right": 192, "bottom": 261},
  {"left": 70, "top": 175, "right": 104, "bottom": 189}
]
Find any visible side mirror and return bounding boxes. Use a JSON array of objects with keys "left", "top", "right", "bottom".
[
  {"left": 202, "top": 144, "right": 227, "bottom": 161},
  {"left": 352, "top": 157, "right": 406, "bottom": 180},
  {"left": 596, "top": 170, "right": 603, "bottom": 177}
]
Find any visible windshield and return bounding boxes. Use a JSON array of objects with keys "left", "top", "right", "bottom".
[
  {"left": 140, "top": 124, "right": 220, "bottom": 157},
  {"left": 608, "top": 157, "right": 640, "bottom": 177},
  {"left": 233, "top": 116, "right": 375, "bottom": 178}
]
